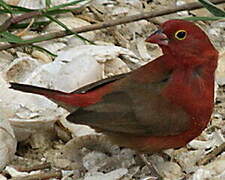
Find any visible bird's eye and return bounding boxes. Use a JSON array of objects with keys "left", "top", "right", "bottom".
[{"left": 175, "top": 30, "right": 187, "bottom": 40}]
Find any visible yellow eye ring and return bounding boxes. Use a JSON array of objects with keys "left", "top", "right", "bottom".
[{"left": 175, "top": 30, "right": 187, "bottom": 40}]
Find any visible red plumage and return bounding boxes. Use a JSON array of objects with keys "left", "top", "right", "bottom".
[{"left": 10, "top": 19, "right": 218, "bottom": 152}]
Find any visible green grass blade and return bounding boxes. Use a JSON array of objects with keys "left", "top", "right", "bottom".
[
  {"left": 9, "top": 5, "right": 35, "bottom": 12},
  {"left": 45, "top": 15, "right": 73, "bottom": 33},
  {"left": 72, "top": 33, "right": 95, "bottom": 44},
  {"left": 0, "top": 37, "right": 8, "bottom": 42},
  {"left": 198, "top": 0, "right": 225, "bottom": 17},
  {"left": 0, "top": 9, "right": 10, "bottom": 14},
  {"left": 0, "top": 31, "right": 24, "bottom": 43},
  {"left": 45, "top": 15, "right": 94, "bottom": 44},
  {"left": 32, "top": 45, "right": 57, "bottom": 57},
  {"left": 0, "top": 0, "right": 13, "bottom": 13},
  {"left": 46, "top": 0, "right": 51, "bottom": 8},
  {"left": 10, "top": 21, "right": 50, "bottom": 29}
]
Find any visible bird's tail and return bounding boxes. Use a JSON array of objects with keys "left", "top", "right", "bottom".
[
  {"left": 10, "top": 82, "right": 67, "bottom": 98},
  {"left": 9, "top": 82, "right": 76, "bottom": 112}
]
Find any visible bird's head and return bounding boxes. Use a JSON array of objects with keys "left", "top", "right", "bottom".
[{"left": 146, "top": 19, "right": 218, "bottom": 65}]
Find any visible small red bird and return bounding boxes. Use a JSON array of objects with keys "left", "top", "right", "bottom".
[{"left": 10, "top": 20, "right": 218, "bottom": 153}]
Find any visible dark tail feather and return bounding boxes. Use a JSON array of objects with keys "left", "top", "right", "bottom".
[
  {"left": 9, "top": 82, "right": 67, "bottom": 97},
  {"left": 10, "top": 82, "right": 77, "bottom": 112}
]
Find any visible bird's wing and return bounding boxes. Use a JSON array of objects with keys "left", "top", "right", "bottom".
[
  {"left": 67, "top": 57, "right": 190, "bottom": 137},
  {"left": 73, "top": 73, "right": 129, "bottom": 93}
]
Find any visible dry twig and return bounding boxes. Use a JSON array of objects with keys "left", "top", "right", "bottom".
[
  {"left": 10, "top": 171, "right": 62, "bottom": 180},
  {"left": 197, "top": 142, "right": 225, "bottom": 165},
  {"left": 13, "top": 162, "right": 51, "bottom": 173}
]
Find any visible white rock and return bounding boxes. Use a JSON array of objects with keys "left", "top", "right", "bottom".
[
  {"left": 5, "top": 166, "right": 28, "bottom": 177},
  {"left": 36, "top": 41, "right": 67, "bottom": 55},
  {"left": 31, "top": 50, "right": 52, "bottom": 63},
  {"left": 94, "top": 0, "right": 116, "bottom": 5},
  {"left": 205, "top": 160, "right": 225, "bottom": 175},
  {"left": 149, "top": 154, "right": 183, "bottom": 179},
  {"left": 136, "top": 38, "right": 153, "bottom": 60},
  {"left": 16, "top": 0, "right": 88, "bottom": 9},
  {"left": 26, "top": 45, "right": 139, "bottom": 93},
  {"left": 0, "top": 72, "right": 61, "bottom": 141},
  {"left": 117, "top": 148, "right": 135, "bottom": 168},
  {"left": 0, "top": 51, "right": 14, "bottom": 71},
  {"left": 188, "top": 130, "right": 225, "bottom": 150},
  {"left": 216, "top": 49, "right": 225, "bottom": 85},
  {"left": 176, "top": 1, "right": 189, "bottom": 16},
  {"left": 158, "top": 161, "right": 183, "bottom": 180},
  {"left": 54, "top": 54, "right": 103, "bottom": 92},
  {"left": 111, "top": 7, "right": 129, "bottom": 15},
  {"left": 61, "top": 118, "right": 96, "bottom": 137},
  {"left": 83, "top": 151, "right": 108, "bottom": 171},
  {"left": 84, "top": 168, "right": 128, "bottom": 180},
  {"left": 188, "top": 139, "right": 217, "bottom": 150},
  {"left": 212, "top": 170, "right": 225, "bottom": 180},
  {"left": 0, "top": 109, "right": 17, "bottom": 170},
  {"left": 0, "top": 174, "right": 7, "bottom": 180},
  {"left": 188, "top": 168, "right": 213, "bottom": 180},
  {"left": 122, "top": 0, "right": 142, "bottom": 8},
  {"left": 17, "top": 0, "right": 46, "bottom": 9},
  {"left": 174, "top": 150, "right": 204, "bottom": 173},
  {"left": 3, "top": 56, "right": 42, "bottom": 82}
]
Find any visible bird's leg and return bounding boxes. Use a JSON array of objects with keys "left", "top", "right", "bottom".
[{"left": 138, "top": 153, "right": 162, "bottom": 180}]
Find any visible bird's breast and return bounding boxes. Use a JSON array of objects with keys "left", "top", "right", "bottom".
[{"left": 162, "top": 68, "right": 214, "bottom": 132}]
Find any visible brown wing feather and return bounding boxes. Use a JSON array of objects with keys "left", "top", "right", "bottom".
[
  {"left": 67, "top": 68, "right": 190, "bottom": 136},
  {"left": 73, "top": 73, "right": 129, "bottom": 93}
]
